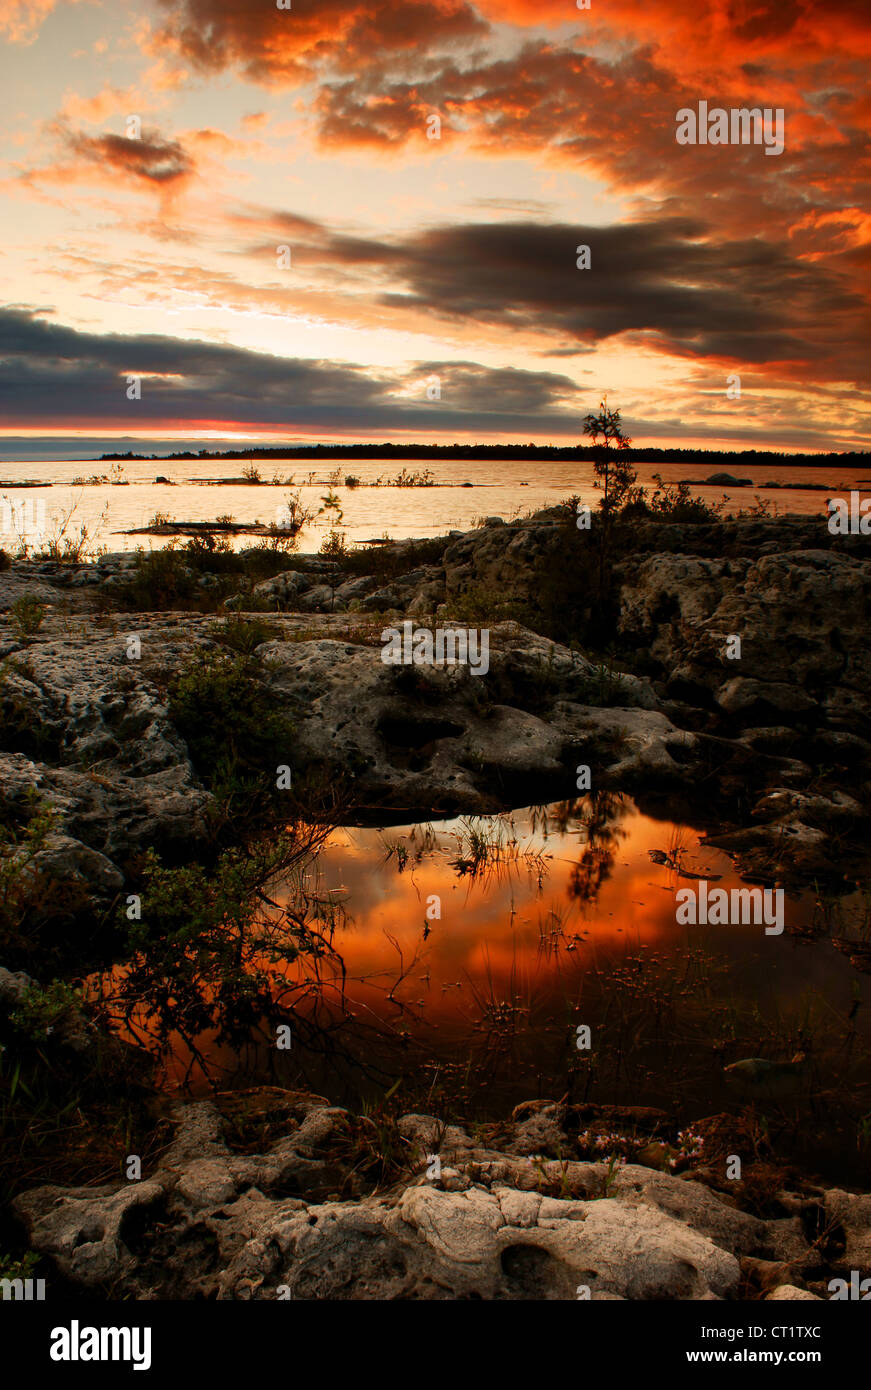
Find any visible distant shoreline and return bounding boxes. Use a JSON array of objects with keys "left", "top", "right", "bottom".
[{"left": 93, "top": 444, "right": 871, "bottom": 467}]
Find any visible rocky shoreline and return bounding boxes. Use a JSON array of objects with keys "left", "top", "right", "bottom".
[
  {"left": 11, "top": 1087, "right": 869, "bottom": 1301},
  {"left": 2, "top": 508, "right": 869, "bottom": 891},
  {"left": 2, "top": 504, "right": 870, "bottom": 1298}
]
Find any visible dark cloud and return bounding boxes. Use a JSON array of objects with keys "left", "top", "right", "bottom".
[
  {"left": 413, "top": 361, "right": 579, "bottom": 412},
  {"left": 228, "top": 201, "right": 868, "bottom": 381},
  {"left": 148, "top": 0, "right": 869, "bottom": 262},
  {"left": 2, "top": 309, "right": 865, "bottom": 448},
  {"left": 313, "top": 38, "right": 869, "bottom": 215},
  {"left": 321, "top": 218, "right": 867, "bottom": 379},
  {"left": 63, "top": 128, "right": 194, "bottom": 184},
  {"left": 308, "top": 28, "right": 871, "bottom": 333},
  {"left": 0, "top": 309, "right": 583, "bottom": 434}
]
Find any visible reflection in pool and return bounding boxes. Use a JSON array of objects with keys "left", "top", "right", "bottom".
[{"left": 145, "top": 795, "right": 871, "bottom": 1177}]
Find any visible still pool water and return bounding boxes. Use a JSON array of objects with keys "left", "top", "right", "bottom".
[{"left": 114, "top": 796, "right": 871, "bottom": 1179}]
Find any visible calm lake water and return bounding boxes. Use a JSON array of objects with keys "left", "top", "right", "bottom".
[
  {"left": 121, "top": 798, "right": 871, "bottom": 1179},
  {"left": 2, "top": 456, "right": 866, "bottom": 552}
]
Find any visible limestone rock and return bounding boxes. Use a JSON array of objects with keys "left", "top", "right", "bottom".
[{"left": 15, "top": 1092, "right": 861, "bottom": 1302}]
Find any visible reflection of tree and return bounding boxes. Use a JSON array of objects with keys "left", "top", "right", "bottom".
[
  {"left": 568, "top": 844, "right": 612, "bottom": 906},
  {"left": 562, "top": 793, "right": 628, "bottom": 908}
]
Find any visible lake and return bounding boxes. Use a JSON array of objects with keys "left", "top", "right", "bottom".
[{"left": 1, "top": 455, "right": 865, "bottom": 554}]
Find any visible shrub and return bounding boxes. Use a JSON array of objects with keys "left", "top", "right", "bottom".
[
  {"left": 275, "top": 489, "right": 313, "bottom": 539},
  {"left": 0, "top": 971, "right": 156, "bottom": 1206},
  {"left": 317, "top": 488, "right": 343, "bottom": 525},
  {"left": 168, "top": 649, "right": 295, "bottom": 826},
  {"left": 8, "top": 978, "right": 83, "bottom": 1043},
  {"left": 119, "top": 546, "right": 196, "bottom": 609},
  {"left": 451, "top": 581, "right": 530, "bottom": 628},
  {"left": 0, "top": 799, "right": 91, "bottom": 970},
  {"left": 10, "top": 595, "right": 45, "bottom": 639},
  {"left": 0, "top": 1252, "right": 39, "bottom": 1283},
  {"left": 387, "top": 468, "right": 435, "bottom": 488},
  {"left": 209, "top": 615, "right": 281, "bottom": 656},
  {"left": 184, "top": 531, "right": 232, "bottom": 558},
  {"left": 112, "top": 835, "right": 330, "bottom": 1060},
  {"left": 319, "top": 527, "right": 349, "bottom": 560},
  {"left": 342, "top": 535, "right": 449, "bottom": 582},
  {"left": 0, "top": 659, "right": 62, "bottom": 759},
  {"left": 36, "top": 498, "right": 104, "bottom": 563},
  {"left": 576, "top": 660, "right": 631, "bottom": 706},
  {"left": 624, "top": 474, "right": 726, "bottom": 524},
  {"left": 735, "top": 495, "right": 775, "bottom": 519},
  {"left": 119, "top": 542, "right": 259, "bottom": 611},
  {"left": 241, "top": 546, "right": 307, "bottom": 581}
]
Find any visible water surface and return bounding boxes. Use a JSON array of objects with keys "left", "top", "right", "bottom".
[
  {"left": 135, "top": 798, "right": 871, "bottom": 1180},
  {"left": 1, "top": 456, "right": 863, "bottom": 554}
]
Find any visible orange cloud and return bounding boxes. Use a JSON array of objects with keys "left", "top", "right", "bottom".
[
  {"left": 139, "top": 0, "right": 870, "bottom": 280},
  {"left": 60, "top": 87, "right": 141, "bottom": 125},
  {"left": 16, "top": 120, "right": 196, "bottom": 192},
  {"left": 152, "top": 0, "right": 488, "bottom": 83},
  {"left": 478, "top": 0, "right": 871, "bottom": 68},
  {"left": 0, "top": 0, "right": 85, "bottom": 43}
]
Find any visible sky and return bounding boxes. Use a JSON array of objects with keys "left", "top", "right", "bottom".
[{"left": 0, "top": 0, "right": 869, "bottom": 451}]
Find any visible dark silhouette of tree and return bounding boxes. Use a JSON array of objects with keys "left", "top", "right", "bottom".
[
  {"left": 582, "top": 398, "right": 636, "bottom": 594},
  {"left": 564, "top": 792, "right": 628, "bottom": 907}
]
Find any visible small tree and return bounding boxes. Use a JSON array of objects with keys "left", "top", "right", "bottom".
[
  {"left": 582, "top": 397, "right": 635, "bottom": 593},
  {"left": 583, "top": 397, "right": 635, "bottom": 513}
]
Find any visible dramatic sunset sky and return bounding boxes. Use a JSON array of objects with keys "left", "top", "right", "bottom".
[{"left": 1, "top": 0, "right": 869, "bottom": 449}]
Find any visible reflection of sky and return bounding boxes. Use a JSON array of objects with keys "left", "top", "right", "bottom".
[
  {"left": 274, "top": 801, "right": 871, "bottom": 1033},
  {"left": 0, "top": 461, "right": 844, "bottom": 558},
  {"left": 139, "top": 797, "right": 871, "bottom": 1143}
]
